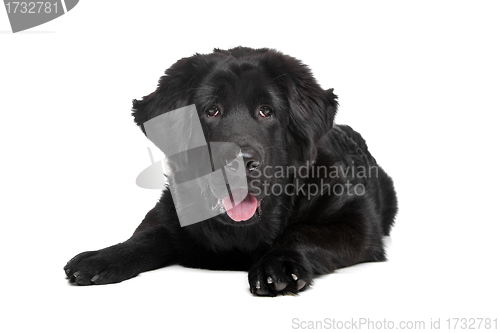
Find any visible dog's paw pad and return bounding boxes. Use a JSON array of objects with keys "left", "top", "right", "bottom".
[
  {"left": 296, "top": 279, "right": 307, "bottom": 290},
  {"left": 274, "top": 281, "right": 288, "bottom": 292},
  {"left": 248, "top": 255, "right": 313, "bottom": 297}
]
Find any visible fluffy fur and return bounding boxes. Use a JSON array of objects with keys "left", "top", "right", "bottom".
[{"left": 64, "top": 47, "right": 398, "bottom": 296}]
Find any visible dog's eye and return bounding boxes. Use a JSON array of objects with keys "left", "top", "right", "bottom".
[
  {"left": 206, "top": 105, "right": 220, "bottom": 118},
  {"left": 259, "top": 106, "right": 273, "bottom": 118}
]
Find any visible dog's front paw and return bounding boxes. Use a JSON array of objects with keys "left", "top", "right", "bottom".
[
  {"left": 248, "top": 251, "right": 313, "bottom": 296},
  {"left": 64, "top": 248, "right": 137, "bottom": 286}
]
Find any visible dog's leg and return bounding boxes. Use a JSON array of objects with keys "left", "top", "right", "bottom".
[
  {"left": 64, "top": 206, "right": 178, "bottom": 285},
  {"left": 248, "top": 197, "right": 385, "bottom": 296}
]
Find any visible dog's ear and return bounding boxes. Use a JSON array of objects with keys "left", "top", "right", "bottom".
[
  {"left": 261, "top": 51, "right": 338, "bottom": 166},
  {"left": 132, "top": 54, "right": 216, "bottom": 133}
]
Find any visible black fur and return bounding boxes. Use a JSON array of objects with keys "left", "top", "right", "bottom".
[{"left": 64, "top": 47, "right": 398, "bottom": 296}]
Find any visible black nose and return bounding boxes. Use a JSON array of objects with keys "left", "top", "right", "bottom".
[
  {"left": 223, "top": 148, "right": 261, "bottom": 173},
  {"left": 241, "top": 149, "right": 261, "bottom": 172}
]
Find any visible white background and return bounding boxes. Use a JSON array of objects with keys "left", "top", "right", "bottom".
[{"left": 1, "top": 1, "right": 498, "bottom": 332}]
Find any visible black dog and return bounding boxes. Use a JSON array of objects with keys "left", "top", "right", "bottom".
[{"left": 64, "top": 47, "right": 398, "bottom": 296}]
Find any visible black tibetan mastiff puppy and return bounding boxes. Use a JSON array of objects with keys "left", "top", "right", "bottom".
[{"left": 64, "top": 47, "right": 398, "bottom": 296}]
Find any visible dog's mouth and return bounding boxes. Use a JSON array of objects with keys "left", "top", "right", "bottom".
[{"left": 222, "top": 188, "right": 261, "bottom": 222}]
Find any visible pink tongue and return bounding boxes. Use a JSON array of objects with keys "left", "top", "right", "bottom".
[{"left": 223, "top": 190, "right": 258, "bottom": 222}]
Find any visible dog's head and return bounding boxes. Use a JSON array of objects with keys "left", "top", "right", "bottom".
[{"left": 132, "top": 47, "right": 337, "bottom": 228}]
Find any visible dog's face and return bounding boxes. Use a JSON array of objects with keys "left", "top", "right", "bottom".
[
  {"left": 132, "top": 47, "right": 338, "bottom": 231},
  {"left": 194, "top": 61, "right": 290, "bottom": 223}
]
